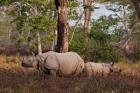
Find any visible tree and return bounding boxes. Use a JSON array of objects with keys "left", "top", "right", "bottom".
[
  {"left": 83, "top": 0, "right": 93, "bottom": 52},
  {"left": 99, "top": 0, "right": 140, "bottom": 62},
  {"left": 5, "top": 0, "right": 57, "bottom": 54},
  {"left": 131, "top": 0, "right": 140, "bottom": 21},
  {"left": 55, "top": 0, "right": 68, "bottom": 52},
  {"left": 83, "top": 0, "right": 93, "bottom": 33}
]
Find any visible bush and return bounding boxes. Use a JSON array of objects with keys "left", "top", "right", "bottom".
[{"left": 69, "top": 27, "right": 85, "bottom": 55}]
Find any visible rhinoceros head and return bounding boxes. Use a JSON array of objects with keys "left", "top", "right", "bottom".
[
  {"left": 22, "top": 52, "right": 38, "bottom": 68},
  {"left": 112, "top": 65, "right": 122, "bottom": 73},
  {"left": 108, "top": 62, "right": 122, "bottom": 73}
]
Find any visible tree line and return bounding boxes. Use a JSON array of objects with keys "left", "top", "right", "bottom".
[{"left": 0, "top": 0, "right": 140, "bottom": 62}]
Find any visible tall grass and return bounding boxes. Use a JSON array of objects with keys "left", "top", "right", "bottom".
[
  {"left": 0, "top": 56, "right": 140, "bottom": 93},
  {"left": 0, "top": 70, "right": 140, "bottom": 93}
]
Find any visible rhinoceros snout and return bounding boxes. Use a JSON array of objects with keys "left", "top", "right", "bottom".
[
  {"left": 22, "top": 62, "right": 27, "bottom": 67},
  {"left": 22, "top": 62, "right": 32, "bottom": 67}
]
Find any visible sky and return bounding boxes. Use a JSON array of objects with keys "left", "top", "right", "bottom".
[
  {"left": 0, "top": 2, "right": 125, "bottom": 27},
  {"left": 92, "top": 3, "right": 115, "bottom": 19},
  {"left": 69, "top": 3, "right": 115, "bottom": 26},
  {"left": 76, "top": 0, "right": 116, "bottom": 18}
]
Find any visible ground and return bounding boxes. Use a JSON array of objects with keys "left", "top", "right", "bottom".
[{"left": 0, "top": 55, "right": 140, "bottom": 93}]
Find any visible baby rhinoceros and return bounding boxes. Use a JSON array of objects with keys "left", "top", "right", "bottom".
[
  {"left": 22, "top": 51, "right": 85, "bottom": 77},
  {"left": 84, "top": 62, "right": 121, "bottom": 77}
]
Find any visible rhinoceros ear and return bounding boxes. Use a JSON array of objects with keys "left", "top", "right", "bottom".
[
  {"left": 32, "top": 52, "right": 37, "bottom": 61},
  {"left": 110, "top": 62, "right": 114, "bottom": 66}
]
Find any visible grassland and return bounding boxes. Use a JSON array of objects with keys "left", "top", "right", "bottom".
[{"left": 0, "top": 55, "right": 140, "bottom": 93}]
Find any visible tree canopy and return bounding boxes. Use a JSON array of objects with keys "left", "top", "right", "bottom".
[{"left": 0, "top": 0, "right": 140, "bottom": 62}]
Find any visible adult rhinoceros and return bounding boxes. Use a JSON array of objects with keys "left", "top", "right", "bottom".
[{"left": 22, "top": 51, "right": 85, "bottom": 77}]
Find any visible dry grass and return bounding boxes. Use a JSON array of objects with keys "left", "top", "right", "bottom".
[
  {"left": 117, "top": 61, "right": 140, "bottom": 77},
  {"left": 0, "top": 55, "right": 140, "bottom": 93}
]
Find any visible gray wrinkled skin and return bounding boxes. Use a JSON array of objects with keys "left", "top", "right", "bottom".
[
  {"left": 84, "top": 62, "right": 122, "bottom": 77},
  {"left": 21, "top": 51, "right": 85, "bottom": 77},
  {"left": 22, "top": 51, "right": 48, "bottom": 68},
  {"left": 111, "top": 65, "right": 122, "bottom": 73},
  {"left": 22, "top": 57, "right": 37, "bottom": 67},
  {"left": 22, "top": 55, "right": 50, "bottom": 74}
]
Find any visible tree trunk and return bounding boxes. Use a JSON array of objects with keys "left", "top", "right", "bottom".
[
  {"left": 56, "top": 0, "right": 68, "bottom": 53},
  {"left": 131, "top": 0, "right": 140, "bottom": 21},
  {"left": 83, "top": 0, "right": 93, "bottom": 51},
  {"left": 36, "top": 32, "right": 42, "bottom": 55}
]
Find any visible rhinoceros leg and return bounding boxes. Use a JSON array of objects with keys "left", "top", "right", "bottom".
[{"left": 50, "top": 69, "right": 56, "bottom": 77}]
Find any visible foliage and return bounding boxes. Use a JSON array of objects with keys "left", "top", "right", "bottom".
[
  {"left": 99, "top": 0, "right": 131, "bottom": 4},
  {"left": 68, "top": 1, "right": 80, "bottom": 20},
  {"left": 0, "top": 0, "right": 11, "bottom": 5},
  {"left": 0, "top": 0, "right": 140, "bottom": 62},
  {"left": 69, "top": 26, "right": 85, "bottom": 55},
  {"left": 9, "top": 0, "right": 57, "bottom": 51},
  {"left": 85, "top": 16, "right": 121, "bottom": 62},
  {"left": 69, "top": 16, "right": 122, "bottom": 62}
]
